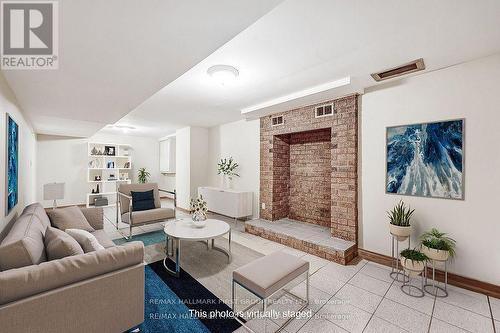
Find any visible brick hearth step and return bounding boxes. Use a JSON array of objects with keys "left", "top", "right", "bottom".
[{"left": 245, "top": 218, "right": 357, "bottom": 265}]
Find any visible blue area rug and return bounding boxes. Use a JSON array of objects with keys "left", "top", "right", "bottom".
[
  {"left": 129, "top": 260, "right": 242, "bottom": 333},
  {"left": 113, "top": 230, "right": 165, "bottom": 246}
]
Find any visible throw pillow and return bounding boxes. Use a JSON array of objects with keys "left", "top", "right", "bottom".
[
  {"left": 65, "top": 229, "right": 105, "bottom": 253},
  {"left": 44, "top": 227, "right": 84, "bottom": 260},
  {"left": 131, "top": 190, "right": 155, "bottom": 211},
  {"left": 47, "top": 206, "right": 95, "bottom": 232}
]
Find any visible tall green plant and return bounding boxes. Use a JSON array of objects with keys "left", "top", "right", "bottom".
[
  {"left": 217, "top": 157, "right": 240, "bottom": 180},
  {"left": 420, "top": 228, "right": 457, "bottom": 258},
  {"left": 388, "top": 200, "right": 414, "bottom": 226},
  {"left": 137, "top": 168, "right": 150, "bottom": 184}
]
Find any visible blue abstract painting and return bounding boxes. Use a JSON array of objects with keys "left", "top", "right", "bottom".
[
  {"left": 386, "top": 119, "right": 464, "bottom": 200},
  {"left": 6, "top": 114, "right": 19, "bottom": 214}
]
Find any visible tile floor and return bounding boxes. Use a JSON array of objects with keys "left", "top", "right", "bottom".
[{"left": 102, "top": 201, "right": 499, "bottom": 333}]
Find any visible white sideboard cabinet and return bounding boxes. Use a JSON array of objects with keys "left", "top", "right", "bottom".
[{"left": 198, "top": 186, "right": 253, "bottom": 219}]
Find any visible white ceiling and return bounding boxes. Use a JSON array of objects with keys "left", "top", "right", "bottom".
[
  {"left": 117, "top": 0, "right": 500, "bottom": 138},
  {"left": 4, "top": 0, "right": 500, "bottom": 138},
  {"left": 2, "top": 0, "right": 283, "bottom": 137}
]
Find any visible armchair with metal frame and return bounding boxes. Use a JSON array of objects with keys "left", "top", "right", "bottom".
[{"left": 116, "top": 183, "right": 176, "bottom": 239}]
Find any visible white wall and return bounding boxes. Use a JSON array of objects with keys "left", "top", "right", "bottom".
[
  {"left": 208, "top": 119, "right": 260, "bottom": 218},
  {"left": 0, "top": 74, "right": 37, "bottom": 236},
  {"left": 36, "top": 132, "right": 160, "bottom": 207},
  {"left": 361, "top": 54, "right": 500, "bottom": 285},
  {"left": 174, "top": 126, "right": 209, "bottom": 210}
]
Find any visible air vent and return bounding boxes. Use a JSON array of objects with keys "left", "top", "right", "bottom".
[
  {"left": 271, "top": 115, "right": 283, "bottom": 126},
  {"left": 371, "top": 58, "right": 425, "bottom": 82},
  {"left": 315, "top": 103, "right": 334, "bottom": 118}
]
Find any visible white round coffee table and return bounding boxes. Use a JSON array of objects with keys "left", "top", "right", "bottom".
[{"left": 163, "top": 218, "right": 232, "bottom": 277}]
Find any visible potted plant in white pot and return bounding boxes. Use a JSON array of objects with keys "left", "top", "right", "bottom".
[
  {"left": 217, "top": 157, "right": 240, "bottom": 189},
  {"left": 388, "top": 200, "right": 414, "bottom": 241},
  {"left": 400, "top": 248, "right": 428, "bottom": 277},
  {"left": 420, "top": 228, "right": 456, "bottom": 261}
]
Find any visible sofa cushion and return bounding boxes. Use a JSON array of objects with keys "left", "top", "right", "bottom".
[
  {"left": 80, "top": 207, "right": 104, "bottom": 230},
  {"left": 66, "top": 229, "right": 105, "bottom": 253},
  {"left": 131, "top": 190, "right": 156, "bottom": 212},
  {"left": 47, "top": 206, "right": 95, "bottom": 232},
  {"left": 22, "top": 203, "right": 51, "bottom": 229},
  {"left": 0, "top": 241, "right": 144, "bottom": 305},
  {"left": 0, "top": 213, "right": 47, "bottom": 271},
  {"left": 121, "top": 208, "right": 175, "bottom": 225},
  {"left": 44, "top": 227, "right": 84, "bottom": 260},
  {"left": 91, "top": 230, "right": 116, "bottom": 248},
  {"left": 118, "top": 183, "right": 161, "bottom": 214}
]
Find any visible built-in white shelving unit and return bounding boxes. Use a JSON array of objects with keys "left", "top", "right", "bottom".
[{"left": 86, "top": 142, "right": 132, "bottom": 208}]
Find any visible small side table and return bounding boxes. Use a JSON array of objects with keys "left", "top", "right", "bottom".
[
  {"left": 390, "top": 233, "right": 410, "bottom": 283},
  {"left": 424, "top": 259, "right": 448, "bottom": 297}
]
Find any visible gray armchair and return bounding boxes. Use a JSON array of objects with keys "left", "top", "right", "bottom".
[{"left": 116, "top": 183, "right": 176, "bottom": 239}]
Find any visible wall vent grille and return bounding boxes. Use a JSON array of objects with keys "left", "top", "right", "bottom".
[{"left": 371, "top": 58, "right": 425, "bottom": 82}]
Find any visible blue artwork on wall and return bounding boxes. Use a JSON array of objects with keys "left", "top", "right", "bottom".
[
  {"left": 386, "top": 119, "right": 464, "bottom": 200},
  {"left": 6, "top": 114, "right": 19, "bottom": 215}
]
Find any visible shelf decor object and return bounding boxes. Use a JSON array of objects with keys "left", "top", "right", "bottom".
[{"left": 86, "top": 142, "right": 132, "bottom": 208}]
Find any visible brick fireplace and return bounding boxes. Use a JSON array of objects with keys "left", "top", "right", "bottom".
[{"left": 246, "top": 94, "right": 359, "bottom": 264}]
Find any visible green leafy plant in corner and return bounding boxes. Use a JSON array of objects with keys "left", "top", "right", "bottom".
[
  {"left": 420, "top": 228, "right": 457, "bottom": 258},
  {"left": 388, "top": 200, "right": 414, "bottom": 226},
  {"left": 137, "top": 168, "right": 151, "bottom": 184},
  {"left": 217, "top": 157, "right": 240, "bottom": 180},
  {"left": 400, "top": 248, "right": 429, "bottom": 264}
]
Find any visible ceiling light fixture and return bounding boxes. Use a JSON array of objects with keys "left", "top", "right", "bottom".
[
  {"left": 207, "top": 64, "right": 239, "bottom": 85},
  {"left": 114, "top": 125, "right": 136, "bottom": 130}
]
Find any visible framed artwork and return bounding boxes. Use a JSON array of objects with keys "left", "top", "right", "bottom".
[
  {"left": 6, "top": 114, "right": 19, "bottom": 215},
  {"left": 386, "top": 119, "right": 464, "bottom": 200},
  {"left": 104, "top": 146, "right": 115, "bottom": 156}
]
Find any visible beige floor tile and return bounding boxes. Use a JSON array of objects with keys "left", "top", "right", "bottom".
[
  {"left": 384, "top": 283, "right": 435, "bottom": 315},
  {"left": 490, "top": 297, "right": 500, "bottom": 319},
  {"left": 309, "top": 270, "right": 345, "bottom": 296},
  {"left": 335, "top": 283, "right": 382, "bottom": 314},
  {"left": 301, "top": 254, "right": 330, "bottom": 274},
  {"left": 359, "top": 262, "right": 394, "bottom": 283},
  {"left": 297, "top": 317, "right": 347, "bottom": 333},
  {"left": 316, "top": 261, "right": 360, "bottom": 283},
  {"left": 290, "top": 282, "right": 332, "bottom": 312},
  {"left": 436, "top": 284, "right": 491, "bottom": 317},
  {"left": 429, "top": 318, "right": 469, "bottom": 333},
  {"left": 318, "top": 296, "right": 372, "bottom": 333},
  {"left": 433, "top": 299, "right": 494, "bottom": 333},
  {"left": 374, "top": 298, "right": 431, "bottom": 333},
  {"left": 363, "top": 316, "right": 408, "bottom": 333},
  {"left": 348, "top": 272, "right": 392, "bottom": 297}
]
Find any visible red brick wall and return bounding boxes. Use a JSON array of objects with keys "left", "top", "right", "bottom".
[
  {"left": 289, "top": 129, "right": 331, "bottom": 227},
  {"left": 260, "top": 94, "right": 358, "bottom": 242}
]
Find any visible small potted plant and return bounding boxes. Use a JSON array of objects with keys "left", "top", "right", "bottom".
[
  {"left": 400, "top": 248, "right": 428, "bottom": 277},
  {"left": 217, "top": 157, "right": 240, "bottom": 188},
  {"left": 420, "top": 228, "right": 456, "bottom": 261},
  {"left": 388, "top": 200, "right": 414, "bottom": 241},
  {"left": 137, "top": 168, "right": 151, "bottom": 183},
  {"left": 190, "top": 195, "right": 208, "bottom": 228}
]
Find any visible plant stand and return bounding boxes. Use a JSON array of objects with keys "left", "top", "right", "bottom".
[
  {"left": 400, "top": 268, "right": 425, "bottom": 298},
  {"left": 424, "top": 259, "right": 448, "bottom": 297},
  {"left": 390, "top": 234, "right": 410, "bottom": 283}
]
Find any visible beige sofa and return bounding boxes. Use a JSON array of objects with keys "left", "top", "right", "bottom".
[{"left": 0, "top": 203, "right": 145, "bottom": 333}]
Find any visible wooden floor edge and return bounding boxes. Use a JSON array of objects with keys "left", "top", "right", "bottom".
[{"left": 357, "top": 248, "right": 500, "bottom": 299}]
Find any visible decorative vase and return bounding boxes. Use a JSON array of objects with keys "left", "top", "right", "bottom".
[
  {"left": 192, "top": 211, "right": 207, "bottom": 228},
  {"left": 421, "top": 245, "right": 449, "bottom": 261},
  {"left": 400, "top": 258, "right": 425, "bottom": 277},
  {"left": 389, "top": 223, "right": 412, "bottom": 241},
  {"left": 220, "top": 174, "right": 227, "bottom": 189},
  {"left": 227, "top": 177, "right": 234, "bottom": 189}
]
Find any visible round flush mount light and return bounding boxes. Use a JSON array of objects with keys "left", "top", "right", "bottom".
[{"left": 207, "top": 64, "right": 239, "bottom": 85}]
